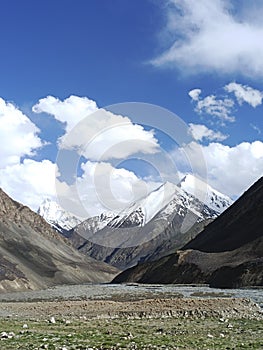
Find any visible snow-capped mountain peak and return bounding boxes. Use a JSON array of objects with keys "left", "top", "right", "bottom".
[
  {"left": 108, "top": 181, "right": 178, "bottom": 228},
  {"left": 77, "top": 177, "right": 231, "bottom": 235},
  {"left": 178, "top": 174, "right": 233, "bottom": 214},
  {"left": 38, "top": 198, "right": 82, "bottom": 232},
  {"left": 39, "top": 176, "right": 233, "bottom": 239}
]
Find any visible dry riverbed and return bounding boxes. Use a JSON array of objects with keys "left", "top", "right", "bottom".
[{"left": 0, "top": 285, "right": 262, "bottom": 349}]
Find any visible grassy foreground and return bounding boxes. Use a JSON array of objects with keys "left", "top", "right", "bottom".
[{"left": 0, "top": 316, "right": 262, "bottom": 350}]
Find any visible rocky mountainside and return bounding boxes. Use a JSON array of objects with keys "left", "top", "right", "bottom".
[
  {"left": 69, "top": 178, "right": 230, "bottom": 269},
  {"left": 113, "top": 177, "right": 263, "bottom": 288},
  {"left": 0, "top": 188, "right": 118, "bottom": 292}
]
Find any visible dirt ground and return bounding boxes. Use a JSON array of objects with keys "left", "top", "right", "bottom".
[
  {"left": 0, "top": 313, "right": 261, "bottom": 349},
  {"left": 0, "top": 290, "right": 262, "bottom": 349},
  {"left": 0, "top": 297, "right": 262, "bottom": 320}
]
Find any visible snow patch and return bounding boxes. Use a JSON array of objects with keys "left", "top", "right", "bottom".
[{"left": 38, "top": 198, "right": 82, "bottom": 231}]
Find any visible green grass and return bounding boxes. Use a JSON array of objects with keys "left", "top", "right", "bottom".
[{"left": 0, "top": 316, "right": 262, "bottom": 349}]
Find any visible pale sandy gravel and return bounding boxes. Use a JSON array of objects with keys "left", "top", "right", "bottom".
[{"left": 0, "top": 298, "right": 262, "bottom": 320}]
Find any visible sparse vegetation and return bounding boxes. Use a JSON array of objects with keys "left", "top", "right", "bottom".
[{"left": 0, "top": 316, "right": 262, "bottom": 349}]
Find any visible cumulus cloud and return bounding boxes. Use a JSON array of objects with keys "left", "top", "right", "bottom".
[
  {"left": 188, "top": 90, "right": 235, "bottom": 123},
  {"left": 188, "top": 89, "right": 201, "bottom": 101},
  {"left": 0, "top": 153, "right": 161, "bottom": 217},
  {"left": 189, "top": 123, "right": 228, "bottom": 142},
  {"left": 152, "top": 0, "right": 263, "bottom": 77},
  {"left": 33, "top": 96, "right": 160, "bottom": 161},
  {"left": 0, "top": 155, "right": 158, "bottom": 217},
  {"left": 0, "top": 159, "right": 57, "bottom": 211},
  {"left": 0, "top": 95, "right": 159, "bottom": 214},
  {"left": 0, "top": 98, "right": 43, "bottom": 167},
  {"left": 55, "top": 160, "right": 160, "bottom": 218},
  {"left": 32, "top": 95, "right": 98, "bottom": 131},
  {"left": 225, "top": 82, "right": 263, "bottom": 107},
  {"left": 80, "top": 161, "right": 159, "bottom": 213},
  {"left": 174, "top": 140, "right": 263, "bottom": 198},
  {"left": 2, "top": 93, "right": 261, "bottom": 216}
]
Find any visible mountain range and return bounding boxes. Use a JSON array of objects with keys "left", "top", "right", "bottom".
[
  {"left": 113, "top": 176, "right": 263, "bottom": 288},
  {"left": 0, "top": 172, "right": 261, "bottom": 292},
  {"left": 39, "top": 174, "right": 233, "bottom": 270},
  {"left": 39, "top": 174, "right": 232, "bottom": 232}
]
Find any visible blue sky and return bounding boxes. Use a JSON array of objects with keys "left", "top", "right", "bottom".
[{"left": 0, "top": 0, "right": 262, "bottom": 217}]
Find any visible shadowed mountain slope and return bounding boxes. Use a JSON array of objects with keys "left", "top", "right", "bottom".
[
  {"left": 184, "top": 177, "right": 263, "bottom": 252},
  {"left": 0, "top": 189, "right": 118, "bottom": 292}
]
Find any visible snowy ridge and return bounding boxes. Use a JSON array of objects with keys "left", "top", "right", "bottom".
[
  {"left": 142, "top": 182, "right": 178, "bottom": 224},
  {"left": 76, "top": 211, "right": 117, "bottom": 235},
  {"left": 38, "top": 198, "right": 82, "bottom": 232},
  {"left": 108, "top": 182, "right": 178, "bottom": 228},
  {"left": 39, "top": 175, "right": 233, "bottom": 235},
  {"left": 178, "top": 174, "right": 233, "bottom": 214},
  {"left": 160, "top": 185, "right": 219, "bottom": 222},
  {"left": 104, "top": 180, "right": 221, "bottom": 229}
]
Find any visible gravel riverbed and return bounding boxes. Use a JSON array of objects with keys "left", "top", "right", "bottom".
[{"left": 0, "top": 284, "right": 262, "bottom": 306}]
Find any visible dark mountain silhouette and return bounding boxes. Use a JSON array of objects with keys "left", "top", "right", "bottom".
[{"left": 184, "top": 176, "right": 263, "bottom": 252}]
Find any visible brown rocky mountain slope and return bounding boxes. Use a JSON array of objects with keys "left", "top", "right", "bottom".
[
  {"left": 113, "top": 177, "right": 263, "bottom": 288},
  {"left": 0, "top": 188, "right": 118, "bottom": 292}
]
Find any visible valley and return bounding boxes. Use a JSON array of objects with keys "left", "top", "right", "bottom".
[
  {"left": 0, "top": 175, "right": 262, "bottom": 349},
  {"left": 1, "top": 1, "right": 263, "bottom": 348}
]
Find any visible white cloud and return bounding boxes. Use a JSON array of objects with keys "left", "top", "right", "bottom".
[
  {"left": 189, "top": 123, "right": 228, "bottom": 142},
  {"left": 174, "top": 140, "right": 263, "bottom": 198},
  {"left": 153, "top": 0, "right": 263, "bottom": 78},
  {"left": 0, "top": 98, "right": 43, "bottom": 167},
  {"left": 0, "top": 152, "right": 160, "bottom": 217},
  {"left": 70, "top": 119, "right": 159, "bottom": 161},
  {"left": 225, "top": 82, "right": 263, "bottom": 107},
  {"left": 55, "top": 160, "right": 160, "bottom": 218},
  {"left": 0, "top": 95, "right": 159, "bottom": 215},
  {"left": 190, "top": 92, "right": 235, "bottom": 123},
  {"left": 0, "top": 159, "right": 57, "bottom": 211},
  {"left": 80, "top": 161, "right": 158, "bottom": 213},
  {"left": 188, "top": 89, "right": 201, "bottom": 101},
  {"left": 33, "top": 96, "right": 160, "bottom": 161},
  {"left": 1, "top": 93, "right": 261, "bottom": 217},
  {"left": 32, "top": 95, "right": 98, "bottom": 131}
]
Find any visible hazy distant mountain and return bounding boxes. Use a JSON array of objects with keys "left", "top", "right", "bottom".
[
  {"left": 38, "top": 198, "right": 82, "bottom": 234},
  {"left": 0, "top": 188, "right": 118, "bottom": 292},
  {"left": 113, "top": 177, "right": 263, "bottom": 288},
  {"left": 70, "top": 176, "right": 231, "bottom": 269}
]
